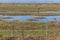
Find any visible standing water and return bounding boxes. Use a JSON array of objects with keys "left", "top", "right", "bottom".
[{"left": 2, "top": 15, "right": 60, "bottom": 22}]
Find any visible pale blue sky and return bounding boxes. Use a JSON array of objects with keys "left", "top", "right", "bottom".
[{"left": 0, "top": 0, "right": 60, "bottom": 3}]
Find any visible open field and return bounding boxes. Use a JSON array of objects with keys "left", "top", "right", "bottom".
[
  {"left": 0, "top": 4, "right": 60, "bottom": 16},
  {"left": 0, "top": 4, "right": 60, "bottom": 11}
]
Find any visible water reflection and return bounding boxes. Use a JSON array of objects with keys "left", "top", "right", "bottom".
[{"left": 2, "top": 16, "right": 60, "bottom": 22}]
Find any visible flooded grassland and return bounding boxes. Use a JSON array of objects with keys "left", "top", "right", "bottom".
[{"left": 0, "top": 4, "right": 60, "bottom": 40}]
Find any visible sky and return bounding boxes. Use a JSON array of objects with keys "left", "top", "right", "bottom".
[{"left": 0, "top": 0, "right": 60, "bottom": 3}]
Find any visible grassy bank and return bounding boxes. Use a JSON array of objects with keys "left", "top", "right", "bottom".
[
  {"left": 0, "top": 20, "right": 60, "bottom": 40},
  {"left": 0, "top": 20, "right": 60, "bottom": 29},
  {"left": 0, "top": 20, "right": 60, "bottom": 30}
]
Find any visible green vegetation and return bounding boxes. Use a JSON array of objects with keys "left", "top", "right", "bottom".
[
  {"left": 0, "top": 20, "right": 60, "bottom": 37},
  {"left": 0, "top": 30, "right": 60, "bottom": 37},
  {"left": 0, "top": 30, "right": 45, "bottom": 37},
  {"left": 0, "top": 4, "right": 60, "bottom": 40},
  {"left": 0, "top": 4, "right": 60, "bottom": 11},
  {"left": 0, "top": 4, "right": 60, "bottom": 16},
  {"left": 3, "top": 13, "right": 60, "bottom": 16}
]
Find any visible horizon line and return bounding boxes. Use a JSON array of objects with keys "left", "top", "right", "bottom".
[{"left": 0, "top": 3, "right": 60, "bottom": 4}]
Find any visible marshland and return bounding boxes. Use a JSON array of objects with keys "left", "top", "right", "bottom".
[
  {"left": 0, "top": 4, "right": 60, "bottom": 40},
  {"left": 0, "top": 4, "right": 60, "bottom": 16}
]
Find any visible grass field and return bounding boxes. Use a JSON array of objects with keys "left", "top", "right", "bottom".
[
  {"left": 0, "top": 30, "right": 60, "bottom": 38},
  {"left": 0, "top": 4, "right": 60, "bottom": 11},
  {"left": 0, "top": 4, "right": 60, "bottom": 16},
  {"left": 0, "top": 30, "right": 60, "bottom": 37}
]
